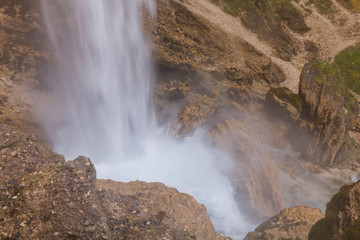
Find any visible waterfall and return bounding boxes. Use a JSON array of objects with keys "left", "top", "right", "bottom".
[{"left": 39, "top": 0, "right": 252, "bottom": 238}]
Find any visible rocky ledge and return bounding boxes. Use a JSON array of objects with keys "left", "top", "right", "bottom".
[
  {"left": 244, "top": 206, "right": 324, "bottom": 240},
  {"left": 0, "top": 122, "right": 225, "bottom": 240}
]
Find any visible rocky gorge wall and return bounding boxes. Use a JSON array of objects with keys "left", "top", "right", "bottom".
[
  {"left": 0, "top": 1, "right": 226, "bottom": 239},
  {"left": 146, "top": 0, "right": 360, "bottom": 222},
  {"left": 0, "top": 0, "right": 360, "bottom": 239}
]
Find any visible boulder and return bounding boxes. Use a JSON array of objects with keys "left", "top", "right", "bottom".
[
  {"left": 0, "top": 148, "right": 227, "bottom": 240},
  {"left": 298, "top": 62, "right": 358, "bottom": 166},
  {"left": 245, "top": 206, "right": 324, "bottom": 240},
  {"left": 309, "top": 181, "right": 360, "bottom": 240},
  {"left": 96, "top": 180, "right": 227, "bottom": 240}
]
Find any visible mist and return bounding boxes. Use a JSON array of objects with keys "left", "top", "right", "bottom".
[{"left": 37, "top": 0, "right": 254, "bottom": 239}]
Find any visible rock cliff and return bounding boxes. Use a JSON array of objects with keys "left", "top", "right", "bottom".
[
  {"left": 244, "top": 206, "right": 324, "bottom": 240},
  {"left": 298, "top": 61, "right": 359, "bottom": 166},
  {"left": 1, "top": 0, "right": 360, "bottom": 239},
  {"left": 147, "top": 0, "right": 360, "bottom": 222},
  {"left": 0, "top": 1, "right": 226, "bottom": 239}
]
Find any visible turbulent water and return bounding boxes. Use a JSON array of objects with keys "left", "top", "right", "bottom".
[{"left": 39, "top": 0, "right": 252, "bottom": 238}]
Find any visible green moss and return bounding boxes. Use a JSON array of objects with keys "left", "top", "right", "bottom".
[
  {"left": 344, "top": 221, "right": 360, "bottom": 240},
  {"left": 309, "top": 58, "right": 358, "bottom": 116},
  {"left": 313, "top": 75, "right": 325, "bottom": 85},
  {"left": 335, "top": 43, "right": 360, "bottom": 94},
  {"left": 311, "top": 59, "right": 337, "bottom": 76},
  {"left": 223, "top": 0, "right": 254, "bottom": 15},
  {"left": 308, "top": 218, "right": 331, "bottom": 240},
  {"left": 310, "top": 60, "right": 336, "bottom": 86}
]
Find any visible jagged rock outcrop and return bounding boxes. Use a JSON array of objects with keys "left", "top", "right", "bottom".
[
  {"left": 96, "top": 180, "right": 226, "bottom": 240},
  {"left": 146, "top": 0, "right": 290, "bottom": 220},
  {"left": 208, "top": 118, "right": 284, "bottom": 221},
  {"left": 1, "top": 0, "right": 360, "bottom": 239},
  {"left": 244, "top": 206, "right": 324, "bottom": 240},
  {"left": 309, "top": 180, "right": 360, "bottom": 240},
  {"left": 265, "top": 87, "right": 304, "bottom": 121},
  {"left": 0, "top": 124, "right": 226, "bottom": 239},
  {"left": 298, "top": 62, "right": 359, "bottom": 166},
  {"left": 0, "top": 2, "right": 228, "bottom": 239}
]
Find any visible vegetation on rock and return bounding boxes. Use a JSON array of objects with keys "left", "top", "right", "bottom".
[
  {"left": 310, "top": 57, "right": 358, "bottom": 116},
  {"left": 335, "top": 43, "right": 360, "bottom": 94},
  {"left": 298, "top": 60, "right": 359, "bottom": 166}
]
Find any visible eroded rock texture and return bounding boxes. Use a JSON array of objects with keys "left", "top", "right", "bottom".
[
  {"left": 244, "top": 206, "right": 324, "bottom": 240},
  {"left": 298, "top": 63, "right": 359, "bottom": 166},
  {"left": 0, "top": 130, "right": 225, "bottom": 240},
  {"left": 309, "top": 181, "right": 360, "bottom": 240}
]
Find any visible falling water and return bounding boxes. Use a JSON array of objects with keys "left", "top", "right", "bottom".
[{"left": 39, "top": 0, "right": 252, "bottom": 238}]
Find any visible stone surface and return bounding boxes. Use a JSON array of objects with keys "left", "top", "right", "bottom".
[
  {"left": 244, "top": 206, "right": 324, "bottom": 240},
  {"left": 265, "top": 87, "right": 303, "bottom": 121},
  {"left": 208, "top": 118, "right": 284, "bottom": 222},
  {"left": 1, "top": 1, "right": 360, "bottom": 239},
  {"left": 0, "top": 2, "right": 227, "bottom": 239},
  {"left": 0, "top": 125, "right": 227, "bottom": 239},
  {"left": 298, "top": 63, "right": 359, "bottom": 166},
  {"left": 309, "top": 180, "right": 360, "bottom": 240},
  {"left": 96, "top": 180, "right": 226, "bottom": 240}
]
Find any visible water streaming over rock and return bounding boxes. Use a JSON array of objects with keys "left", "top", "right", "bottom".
[{"left": 39, "top": 0, "right": 253, "bottom": 238}]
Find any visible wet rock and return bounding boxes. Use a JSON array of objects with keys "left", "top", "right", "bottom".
[
  {"left": 298, "top": 62, "right": 359, "bottom": 166},
  {"left": 309, "top": 181, "right": 360, "bottom": 240},
  {"left": 265, "top": 87, "right": 303, "bottom": 121},
  {"left": 245, "top": 206, "right": 324, "bottom": 240},
  {"left": 208, "top": 119, "right": 284, "bottom": 222}
]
